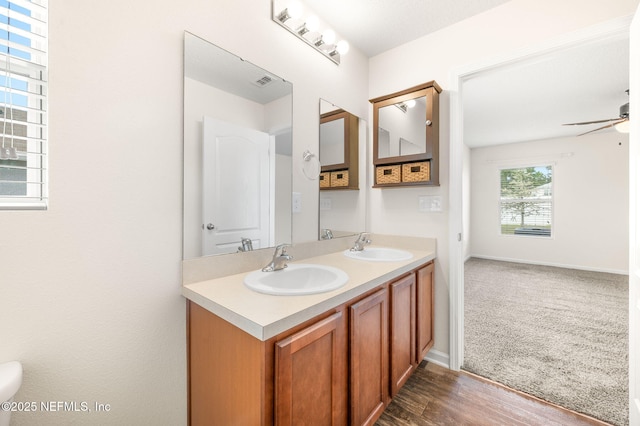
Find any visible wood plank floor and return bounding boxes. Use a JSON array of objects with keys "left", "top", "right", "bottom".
[{"left": 375, "top": 361, "right": 611, "bottom": 426}]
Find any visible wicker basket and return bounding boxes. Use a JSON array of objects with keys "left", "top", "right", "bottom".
[
  {"left": 319, "top": 172, "right": 330, "bottom": 188},
  {"left": 376, "top": 165, "right": 401, "bottom": 184},
  {"left": 330, "top": 170, "right": 349, "bottom": 187},
  {"left": 402, "top": 161, "right": 430, "bottom": 183}
]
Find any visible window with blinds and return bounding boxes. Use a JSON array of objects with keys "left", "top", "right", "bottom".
[
  {"left": 0, "top": 0, "right": 47, "bottom": 210},
  {"left": 500, "top": 165, "right": 553, "bottom": 237}
]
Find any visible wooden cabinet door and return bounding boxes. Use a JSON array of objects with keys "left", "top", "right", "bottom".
[
  {"left": 416, "top": 262, "right": 434, "bottom": 362},
  {"left": 350, "top": 288, "right": 389, "bottom": 426},
  {"left": 274, "top": 311, "right": 347, "bottom": 426},
  {"left": 390, "top": 274, "right": 416, "bottom": 396}
]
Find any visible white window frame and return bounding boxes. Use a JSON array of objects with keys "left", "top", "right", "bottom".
[
  {"left": 498, "top": 164, "right": 554, "bottom": 238},
  {"left": 0, "top": 0, "right": 47, "bottom": 210}
]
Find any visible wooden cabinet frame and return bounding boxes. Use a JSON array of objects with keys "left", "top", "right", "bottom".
[
  {"left": 350, "top": 288, "right": 389, "bottom": 425},
  {"left": 370, "top": 81, "right": 441, "bottom": 187},
  {"left": 187, "top": 260, "right": 435, "bottom": 426},
  {"left": 319, "top": 109, "right": 359, "bottom": 190}
]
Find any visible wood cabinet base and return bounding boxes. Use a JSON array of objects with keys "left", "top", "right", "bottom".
[{"left": 187, "top": 260, "right": 434, "bottom": 426}]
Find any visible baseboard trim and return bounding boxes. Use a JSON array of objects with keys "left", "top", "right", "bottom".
[
  {"left": 468, "top": 254, "right": 628, "bottom": 276},
  {"left": 425, "top": 349, "right": 450, "bottom": 369}
]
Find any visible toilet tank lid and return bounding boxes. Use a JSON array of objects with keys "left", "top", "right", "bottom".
[{"left": 0, "top": 361, "right": 22, "bottom": 402}]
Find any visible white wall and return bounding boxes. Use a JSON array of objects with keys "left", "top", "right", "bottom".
[
  {"left": 470, "top": 132, "right": 629, "bottom": 273},
  {"left": 368, "top": 0, "right": 638, "bottom": 362},
  {"left": 1, "top": 1, "right": 368, "bottom": 424}
]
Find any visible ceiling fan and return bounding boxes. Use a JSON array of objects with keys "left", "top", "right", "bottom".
[{"left": 562, "top": 90, "right": 629, "bottom": 136}]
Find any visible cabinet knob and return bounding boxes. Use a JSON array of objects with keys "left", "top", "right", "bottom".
[{"left": 425, "top": 120, "right": 432, "bottom": 126}]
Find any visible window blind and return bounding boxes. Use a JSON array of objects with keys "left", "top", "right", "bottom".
[{"left": 0, "top": 0, "right": 47, "bottom": 210}]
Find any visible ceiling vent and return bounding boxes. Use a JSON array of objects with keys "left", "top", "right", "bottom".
[{"left": 252, "top": 74, "right": 274, "bottom": 88}]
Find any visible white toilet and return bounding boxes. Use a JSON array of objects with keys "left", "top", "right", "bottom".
[{"left": 0, "top": 361, "right": 22, "bottom": 426}]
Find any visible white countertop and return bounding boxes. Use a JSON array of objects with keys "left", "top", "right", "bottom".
[{"left": 182, "top": 245, "right": 435, "bottom": 341}]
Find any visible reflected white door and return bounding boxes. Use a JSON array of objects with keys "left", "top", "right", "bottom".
[
  {"left": 629, "top": 5, "right": 640, "bottom": 424},
  {"left": 202, "top": 116, "right": 270, "bottom": 255}
]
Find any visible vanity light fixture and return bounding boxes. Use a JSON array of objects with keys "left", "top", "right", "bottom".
[
  {"left": 276, "top": 2, "right": 302, "bottom": 23},
  {"left": 272, "top": 0, "right": 350, "bottom": 65},
  {"left": 296, "top": 15, "right": 319, "bottom": 36}
]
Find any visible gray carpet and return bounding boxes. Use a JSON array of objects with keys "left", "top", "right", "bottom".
[{"left": 463, "top": 258, "right": 629, "bottom": 426}]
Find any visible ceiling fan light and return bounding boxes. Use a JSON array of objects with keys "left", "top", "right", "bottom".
[{"left": 615, "top": 120, "right": 630, "bottom": 133}]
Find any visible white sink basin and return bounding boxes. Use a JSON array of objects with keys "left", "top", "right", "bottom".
[
  {"left": 244, "top": 264, "right": 348, "bottom": 296},
  {"left": 344, "top": 247, "right": 413, "bottom": 262}
]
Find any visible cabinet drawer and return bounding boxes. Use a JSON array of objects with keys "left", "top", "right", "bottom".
[
  {"left": 319, "top": 172, "right": 330, "bottom": 188},
  {"left": 402, "top": 161, "right": 430, "bottom": 183},
  {"left": 331, "top": 170, "right": 349, "bottom": 187},
  {"left": 376, "top": 165, "right": 401, "bottom": 184}
]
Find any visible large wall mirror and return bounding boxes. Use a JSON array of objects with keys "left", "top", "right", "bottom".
[
  {"left": 318, "top": 99, "right": 367, "bottom": 240},
  {"left": 183, "top": 32, "right": 293, "bottom": 259}
]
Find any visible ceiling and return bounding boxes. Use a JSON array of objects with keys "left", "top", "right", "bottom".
[
  {"left": 297, "top": 0, "right": 631, "bottom": 147},
  {"left": 302, "top": 0, "right": 512, "bottom": 57},
  {"left": 463, "top": 34, "right": 630, "bottom": 147}
]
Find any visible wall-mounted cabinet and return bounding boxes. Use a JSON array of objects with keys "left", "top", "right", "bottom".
[
  {"left": 370, "top": 81, "right": 441, "bottom": 187},
  {"left": 319, "top": 108, "right": 359, "bottom": 190}
]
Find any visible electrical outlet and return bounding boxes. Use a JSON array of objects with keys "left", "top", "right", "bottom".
[
  {"left": 292, "top": 192, "right": 302, "bottom": 213},
  {"left": 418, "top": 195, "right": 442, "bottom": 212}
]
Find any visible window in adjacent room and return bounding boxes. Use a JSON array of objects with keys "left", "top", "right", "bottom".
[
  {"left": 0, "top": 0, "right": 47, "bottom": 210},
  {"left": 499, "top": 165, "right": 552, "bottom": 237}
]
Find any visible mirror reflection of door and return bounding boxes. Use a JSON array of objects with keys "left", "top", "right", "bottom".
[{"left": 202, "top": 116, "right": 271, "bottom": 255}]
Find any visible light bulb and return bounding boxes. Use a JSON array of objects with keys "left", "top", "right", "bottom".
[
  {"left": 321, "top": 29, "right": 336, "bottom": 45},
  {"left": 336, "top": 40, "right": 349, "bottom": 55},
  {"left": 287, "top": 2, "right": 303, "bottom": 19},
  {"left": 406, "top": 99, "right": 416, "bottom": 108},
  {"left": 615, "top": 120, "right": 630, "bottom": 133},
  {"left": 305, "top": 15, "right": 319, "bottom": 32}
]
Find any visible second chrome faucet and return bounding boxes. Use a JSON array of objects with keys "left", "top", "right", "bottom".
[
  {"left": 262, "top": 244, "right": 293, "bottom": 272},
  {"left": 350, "top": 232, "right": 371, "bottom": 252}
]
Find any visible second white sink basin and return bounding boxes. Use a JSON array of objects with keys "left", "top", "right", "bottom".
[
  {"left": 344, "top": 247, "right": 413, "bottom": 262},
  {"left": 244, "top": 264, "right": 348, "bottom": 296}
]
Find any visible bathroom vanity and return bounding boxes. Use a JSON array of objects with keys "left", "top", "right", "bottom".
[{"left": 182, "top": 237, "right": 435, "bottom": 425}]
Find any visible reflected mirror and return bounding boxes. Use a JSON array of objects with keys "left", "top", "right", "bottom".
[
  {"left": 377, "top": 94, "right": 427, "bottom": 159},
  {"left": 318, "top": 99, "right": 367, "bottom": 240},
  {"left": 183, "top": 32, "right": 293, "bottom": 259}
]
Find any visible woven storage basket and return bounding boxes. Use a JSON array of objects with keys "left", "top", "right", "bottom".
[
  {"left": 319, "top": 172, "right": 330, "bottom": 188},
  {"left": 330, "top": 171, "right": 349, "bottom": 187},
  {"left": 402, "top": 161, "right": 430, "bottom": 183},
  {"left": 376, "top": 165, "right": 401, "bottom": 184}
]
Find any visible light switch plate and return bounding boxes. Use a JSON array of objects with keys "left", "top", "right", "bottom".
[{"left": 292, "top": 192, "right": 302, "bottom": 213}]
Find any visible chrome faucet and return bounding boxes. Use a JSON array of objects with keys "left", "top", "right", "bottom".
[
  {"left": 350, "top": 232, "right": 371, "bottom": 252},
  {"left": 321, "top": 228, "right": 334, "bottom": 240},
  {"left": 238, "top": 237, "right": 253, "bottom": 252},
  {"left": 262, "top": 244, "right": 293, "bottom": 272}
]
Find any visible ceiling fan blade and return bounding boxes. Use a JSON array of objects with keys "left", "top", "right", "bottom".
[
  {"left": 563, "top": 118, "right": 621, "bottom": 126},
  {"left": 577, "top": 119, "right": 626, "bottom": 136}
]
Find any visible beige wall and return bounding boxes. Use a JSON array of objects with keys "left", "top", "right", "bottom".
[{"left": 470, "top": 132, "right": 629, "bottom": 273}]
